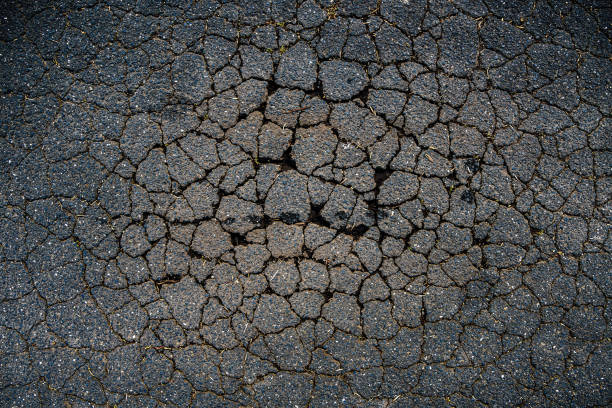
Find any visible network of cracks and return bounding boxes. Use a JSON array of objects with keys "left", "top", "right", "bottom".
[{"left": 0, "top": 0, "right": 611, "bottom": 407}]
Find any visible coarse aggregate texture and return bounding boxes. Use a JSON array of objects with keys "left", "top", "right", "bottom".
[{"left": 0, "top": 0, "right": 611, "bottom": 407}]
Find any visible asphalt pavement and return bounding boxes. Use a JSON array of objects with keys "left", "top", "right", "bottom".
[{"left": 0, "top": 0, "right": 610, "bottom": 406}]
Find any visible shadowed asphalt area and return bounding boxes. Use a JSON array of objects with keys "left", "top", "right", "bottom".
[{"left": 0, "top": 0, "right": 611, "bottom": 406}]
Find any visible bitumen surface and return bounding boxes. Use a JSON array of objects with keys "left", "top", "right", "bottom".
[{"left": 0, "top": 0, "right": 611, "bottom": 407}]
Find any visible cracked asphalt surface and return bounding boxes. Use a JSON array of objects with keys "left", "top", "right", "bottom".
[{"left": 1, "top": 0, "right": 611, "bottom": 407}]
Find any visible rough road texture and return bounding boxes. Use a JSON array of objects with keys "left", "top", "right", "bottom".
[{"left": 1, "top": 0, "right": 611, "bottom": 407}]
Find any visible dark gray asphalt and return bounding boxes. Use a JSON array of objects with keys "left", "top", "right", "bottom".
[{"left": 0, "top": 0, "right": 611, "bottom": 407}]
